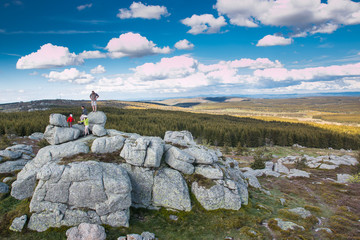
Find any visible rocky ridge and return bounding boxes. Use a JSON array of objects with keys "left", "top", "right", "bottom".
[{"left": 9, "top": 112, "right": 252, "bottom": 232}]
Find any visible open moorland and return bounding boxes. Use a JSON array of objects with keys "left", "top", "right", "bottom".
[{"left": 0, "top": 97, "right": 359, "bottom": 239}]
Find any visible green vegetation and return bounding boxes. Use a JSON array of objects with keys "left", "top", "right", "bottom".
[
  {"left": 250, "top": 148, "right": 273, "bottom": 169},
  {"left": 313, "top": 113, "right": 360, "bottom": 124},
  {"left": 1, "top": 106, "right": 359, "bottom": 150},
  {"left": 0, "top": 134, "right": 11, "bottom": 150}
]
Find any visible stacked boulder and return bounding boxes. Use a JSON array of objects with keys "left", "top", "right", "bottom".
[
  {"left": 44, "top": 114, "right": 81, "bottom": 145},
  {"left": 88, "top": 111, "right": 107, "bottom": 137},
  {"left": 10, "top": 113, "right": 251, "bottom": 232}
]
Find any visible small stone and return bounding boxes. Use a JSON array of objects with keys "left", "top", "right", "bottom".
[
  {"left": 127, "top": 233, "right": 142, "bottom": 240},
  {"left": 315, "top": 228, "right": 332, "bottom": 234},
  {"left": 280, "top": 198, "right": 286, "bottom": 205},
  {"left": 3, "top": 177, "right": 13, "bottom": 183},
  {"left": 141, "top": 231, "right": 156, "bottom": 240},
  {"left": 336, "top": 174, "right": 352, "bottom": 183},
  {"left": 273, "top": 218, "right": 305, "bottom": 231},
  {"left": 288, "top": 207, "right": 312, "bottom": 219},
  {"left": 9, "top": 215, "right": 27, "bottom": 232},
  {"left": 169, "top": 215, "right": 178, "bottom": 221},
  {"left": 0, "top": 182, "right": 9, "bottom": 193}
]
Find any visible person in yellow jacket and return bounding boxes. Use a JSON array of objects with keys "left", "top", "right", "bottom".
[{"left": 78, "top": 115, "right": 89, "bottom": 135}]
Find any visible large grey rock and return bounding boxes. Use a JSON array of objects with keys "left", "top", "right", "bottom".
[
  {"left": 195, "top": 164, "right": 223, "bottom": 179},
  {"left": 265, "top": 161, "right": 274, "bottom": 170},
  {"left": 0, "top": 159, "right": 29, "bottom": 173},
  {"left": 0, "top": 149, "right": 22, "bottom": 159},
  {"left": 319, "top": 163, "right": 338, "bottom": 170},
  {"left": 66, "top": 223, "right": 106, "bottom": 240},
  {"left": 120, "top": 137, "right": 164, "bottom": 168},
  {"left": 164, "top": 146, "right": 194, "bottom": 174},
  {"left": 107, "top": 129, "right": 141, "bottom": 139},
  {"left": 44, "top": 125, "right": 81, "bottom": 145},
  {"left": 72, "top": 124, "right": 85, "bottom": 136},
  {"left": 152, "top": 168, "right": 191, "bottom": 211},
  {"left": 164, "top": 130, "right": 196, "bottom": 147},
  {"left": 6, "top": 144, "right": 33, "bottom": 155},
  {"left": 0, "top": 182, "right": 9, "bottom": 193},
  {"left": 120, "top": 137, "right": 149, "bottom": 166},
  {"left": 191, "top": 181, "right": 241, "bottom": 210},
  {"left": 144, "top": 137, "right": 165, "bottom": 168},
  {"left": 100, "top": 209, "right": 130, "bottom": 227},
  {"left": 91, "top": 136, "right": 125, "bottom": 154},
  {"left": 29, "top": 132, "right": 44, "bottom": 140},
  {"left": 11, "top": 175, "right": 36, "bottom": 198},
  {"left": 9, "top": 215, "right": 27, "bottom": 232},
  {"left": 287, "top": 169, "right": 310, "bottom": 178},
  {"left": 49, "top": 113, "right": 68, "bottom": 127},
  {"left": 28, "top": 161, "right": 132, "bottom": 232},
  {"left": 183, "top": 146, "right": 218, "bottom": 165},
  {"left": 11, "top": 141, "right": 89, "bottom": 200},
  {"left": 92, "top": 125, "right": 107, "bottom": 137},
  {"left": 120, "top": 164, "right": 155, "bottom": 208},
  {"left": 274, "top": 163, "right": 290, "bottom": 174},
  {"left": 88, "top": 111, "right": 107, "bottom": 130},
  {"left": 243, "top": 172, "right": 261, "bottom": 189}
]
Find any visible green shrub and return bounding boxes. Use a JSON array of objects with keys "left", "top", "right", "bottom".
[
  {"left": 250, "top": 149, "right": 272, "bottom": 170},
  {"left": 348, "top": 173, "right": 360, "bottom": 183}
]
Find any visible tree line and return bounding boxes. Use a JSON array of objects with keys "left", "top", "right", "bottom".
[{"left": 0, "top": 106, "right": 359, "bottom": 150}]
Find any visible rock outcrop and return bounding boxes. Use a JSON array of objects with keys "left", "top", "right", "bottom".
[
  {"left": 9, "top": 112, "right": 252, "bottom": 232},
  {"left": 28, "top": 161, "right": 131, "bottom": 232}
]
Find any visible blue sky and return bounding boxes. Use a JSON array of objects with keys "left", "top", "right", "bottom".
[{"left": 1, "top": 0, "right": 360, "bottom": 103}]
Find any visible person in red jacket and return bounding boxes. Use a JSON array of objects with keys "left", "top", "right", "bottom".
[{"left": 67, "top": 114, "right": 75, "bottom": 127}]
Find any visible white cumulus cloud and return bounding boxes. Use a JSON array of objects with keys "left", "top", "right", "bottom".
[
  {"left": 215, "top": 0, "right": 360, "bottom": 36},
  {"left": 106, "top": 32, "right": 171, "bottom": 58},
  {"left": 174, "top": 39, "right": 194, "bottom": 50},
  {"left": 77, "top": 3, "right": 92, "bottom": 11},
  {"left": 132, "top": 55, "right": 198, "bottom": 81},
  {"left": 16, "top": 43, "right": 83, "bottom": 69},
  {"left": 78, "top": 50, "right": 107, "bottom": 59},
  {"left": 43, "top": 68, "right": 94, "bottom": 84},
  {"left": 117, "top": 2, "right": 169, "bottom": 20},
  {"left": 181, "top": 14, "right": 227, "bottom": 34},
  {"left": 91, "top": 65, "right": 106, "bottom": 74},
  {"left": 256, "top": 35, "right": 293, "bottom": 47},
  {"left": 253, "top": 62, "right": 360, "bottom": 82}
]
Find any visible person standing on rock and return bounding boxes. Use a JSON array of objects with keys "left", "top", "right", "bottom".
[
  {"left": 78, "top": 115, "right": 89, "bottom": 135},
  {"left": 90, "top": 91, "right": 99, "bottom": 112},
  {"left": 67, "top": 114, "right": 75, "bottom": 127}
]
